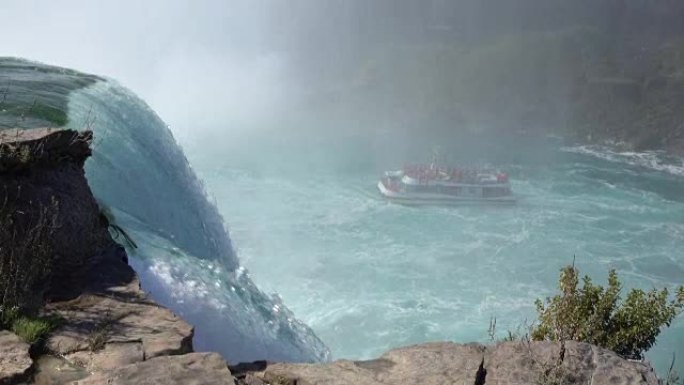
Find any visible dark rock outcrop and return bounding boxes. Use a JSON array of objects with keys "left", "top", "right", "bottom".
[
  {"left": 0, "top": 128, "right": 114, "bottom": 303},
  {"left": 0, "top": 129, "right": 93, "bottom": 172}
]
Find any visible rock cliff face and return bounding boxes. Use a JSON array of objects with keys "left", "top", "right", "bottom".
[
  {"left": 0, "top": 128, "right": 113, "bottom": 303},
  {"left": 0, "top": 128, "right": 665, "bottom": 385}
]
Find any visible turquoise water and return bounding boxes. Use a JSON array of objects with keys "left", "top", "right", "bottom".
[{"left": 184, "top": 128, "right": 684, "bottom": 373}]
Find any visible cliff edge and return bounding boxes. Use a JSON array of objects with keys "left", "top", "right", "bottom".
[{"left": 232, "top": 341, "right": 658, "bottom": 385}]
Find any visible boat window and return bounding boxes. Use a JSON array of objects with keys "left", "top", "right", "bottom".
[
  {"left": 440, "top": 186, "right": 461, "bottom": 195},
  {"left": 483, "top": 187, "right": 509, "bottom": 197},
  {"left": 405, "top": 184, "right": 433, "bottom": 193}
]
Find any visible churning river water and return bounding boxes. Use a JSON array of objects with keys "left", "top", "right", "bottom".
[{"left": 183, "top": 128, "right": 684, "bottom": 374}]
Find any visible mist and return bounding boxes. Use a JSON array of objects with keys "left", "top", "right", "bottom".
[
  {"left": 3, "top": 1, "right": 684, "bottom": 148},
  {"left": 0, "top": 1, "right": 287, "bottom": 142}
]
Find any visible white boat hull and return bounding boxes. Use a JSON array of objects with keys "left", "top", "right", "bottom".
[{"left": 377, "top": 180, "right": 516, "bottom": 205}]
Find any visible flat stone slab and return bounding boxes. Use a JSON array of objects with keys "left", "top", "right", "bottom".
[
  {"left": 33, "top": 355, "right": 91, "bottom": 385},
  {"left": 65, "top": 341, "right": 144, "bottom": 372},
  {"left": 75, "top": 352, "right": 233, "bottom": 385},
  {"left": 46, "top": 292, "right": 193, "bottom": 367},
  {"left": 0, "top": 331, "right": 32, "bottom": 385}
]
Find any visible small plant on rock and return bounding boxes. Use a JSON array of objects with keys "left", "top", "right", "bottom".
[
  {"left": 10, "top": 315, "right": 62, "bottom": 344},
  {"left": 87, "top": 313, "right": 115, "bottom": 352}
]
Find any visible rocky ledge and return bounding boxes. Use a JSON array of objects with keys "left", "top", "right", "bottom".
[
  {"left": 231, "top": 341, "right": 658, "bottom": 385},
  {"left": 0, "top": 128, "right": 663, "bottom": 385},
  {"left": 32, "top": 245, "right": 199, "bottom": 384}
]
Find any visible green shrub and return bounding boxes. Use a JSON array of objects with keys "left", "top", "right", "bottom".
[
  {"left": 532, "top": 265, "right": 684, "bottom": 360},
  {"left": 10, "top": 315, "right": 61, "bottom": 344},
  {"left": 0, "top": 305, "right": 60, "bottom": 344}
]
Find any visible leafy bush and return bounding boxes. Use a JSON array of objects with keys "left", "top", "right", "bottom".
[{"left": 532, "top": 265, "right": 684, "bottom": 359}]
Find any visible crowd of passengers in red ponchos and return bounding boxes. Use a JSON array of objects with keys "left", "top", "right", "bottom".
[{"left": 401, "top": 165, "right": 509, "bottom": 184}]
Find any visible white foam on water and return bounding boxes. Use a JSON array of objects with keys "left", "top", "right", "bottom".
[{"left": 562, "top": 145, "right": 684, "bottom": 176}]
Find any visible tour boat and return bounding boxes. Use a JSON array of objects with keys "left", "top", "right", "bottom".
[{"left": 377, "top": 164, "right": 515, "bottom": 205}]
